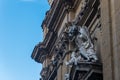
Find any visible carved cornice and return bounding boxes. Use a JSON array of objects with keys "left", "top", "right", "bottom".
[
  {"left": 41, "top": 0, "right": 76, "bottom": 30},
  {"left": 31, "top": 42, "right": 47, "bottom": 63},
  {"left": 31, "top": 30, "right": 57, "bottom": 63}
]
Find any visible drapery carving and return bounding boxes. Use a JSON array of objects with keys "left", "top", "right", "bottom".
[{"left": 64, "top": 24, "right": 98, "bottom": 66}]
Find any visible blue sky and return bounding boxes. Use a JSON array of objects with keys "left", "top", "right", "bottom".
[{"left": 0, "top": 0, "right": 49, "bottom": 80}]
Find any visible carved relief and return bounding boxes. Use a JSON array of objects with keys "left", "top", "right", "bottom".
[
  {"left": 73, "top": 0, "right": 89, "bottom": 24},
  {"left": 65, "top": 24, "right": 98, "bottom": 66},
  {"left": 76, "top": 26, "right": 98, "bottom": 62},
  {"left": 65, "top": 50, "right": 83, "bottom": 66},
  {"left": 64, "top": 73, "right": 69, "bottom": 80}
]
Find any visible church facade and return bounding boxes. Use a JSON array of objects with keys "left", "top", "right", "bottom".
[{"left": 31, "top": 0, "right": 120, "bottom": 80}]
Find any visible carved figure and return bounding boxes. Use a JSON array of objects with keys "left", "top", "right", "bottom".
[
  {"left": 67, "top": 24, "right": 98, "bottom": 63},
  {"left": 65, "top": 51, "right": 82, "bottom": 66},
  {"left": 64, "top": 73, "right": 69, "bottom": 80},
  {"left": 68, "top": 25, "right": 78, "bottom": 41},
  {"left": 75, "top": 27, "right": 98, "bottom": 62}
]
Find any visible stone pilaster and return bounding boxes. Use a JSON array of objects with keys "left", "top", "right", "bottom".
[
  {"left": 100, "top": 0, "right": 114, "bottom": 80},
  {"left": 110, "top": 0, "right": 120, "bottom": 80},
  {"left": 101, "top": 0, "right": 120, "bottom": 80}
]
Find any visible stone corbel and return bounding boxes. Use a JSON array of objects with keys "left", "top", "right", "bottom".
[{"left": 65, "top": 49, "right": 83, "bottom": 66}]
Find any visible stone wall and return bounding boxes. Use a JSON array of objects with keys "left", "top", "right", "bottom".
[{"left": 101, "top": 0, "right": 120, "bottom": 80}]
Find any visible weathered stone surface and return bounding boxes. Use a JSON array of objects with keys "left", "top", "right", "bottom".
[
  {"left": 110, "top": 0, "right": 120, "bottom": 80},
  {"left": 32, "top": 0, "right": 120, "bottom": 80},
  {"left": 101, "top": 0, "right": 120, "bottom": 80}
]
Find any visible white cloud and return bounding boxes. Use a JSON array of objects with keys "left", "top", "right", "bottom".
[{"left": 21, "top": 0, "right": 37, "bottom": 2}]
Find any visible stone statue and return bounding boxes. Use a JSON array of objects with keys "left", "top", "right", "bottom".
[
  {"left": 64, "top": 73, "right": 69, "bottom": 80},
  {"left": 75, "top": 26, "right": 98, "bottom": 62},
  {"left": 66, "top": 24, "right": 98, "bottom": 65},
  {"left": 65, "top": 51, "right": 82, "bottom": 66},
  {"left": 68, "top": 24, "right": 78, "bottom": 41},
  {"left": 73, "top": 0, "right": 89, "bottom": 24}
]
